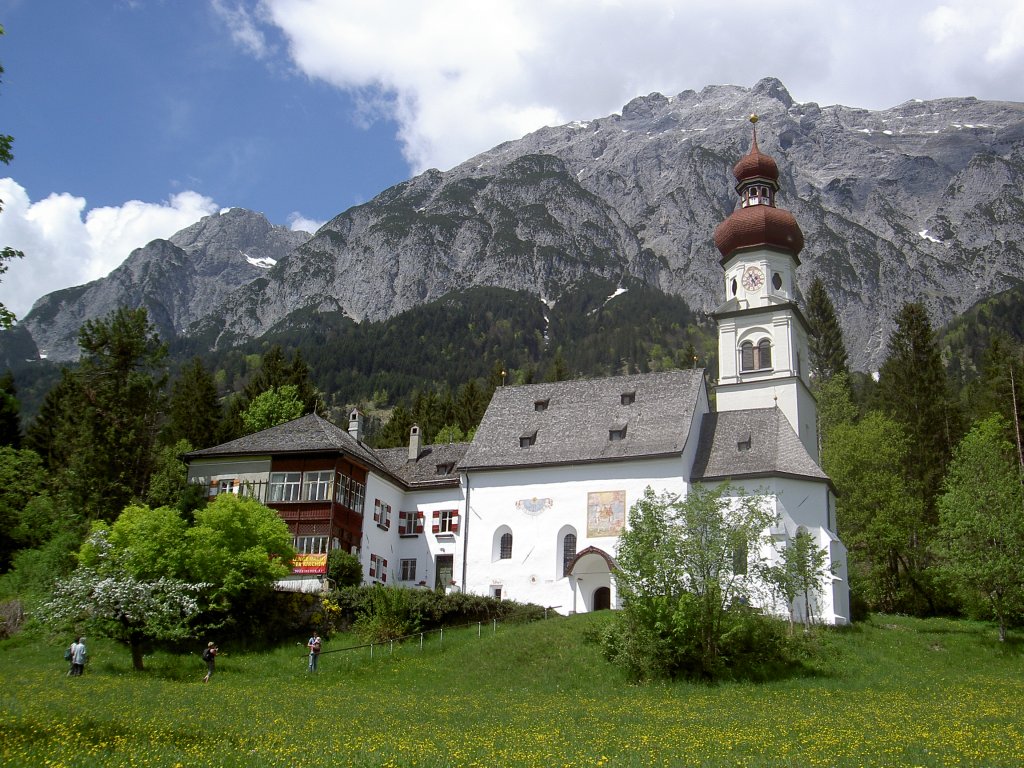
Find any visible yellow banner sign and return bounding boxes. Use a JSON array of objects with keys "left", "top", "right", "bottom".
[{"left": 292, "top": 553, "right": 328, "bottom": 575}]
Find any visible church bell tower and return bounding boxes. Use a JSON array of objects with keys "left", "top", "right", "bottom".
[{"left": 712, "top": 116, "right": 818, "bottom": 460}]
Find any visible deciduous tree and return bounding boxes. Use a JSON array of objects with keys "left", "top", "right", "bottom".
[
  {"left": 936, "top": 415, "right": 1024, "bottom": 641},
  {"left": 240, "top": 384, "right": 304, "bottom": 435}
]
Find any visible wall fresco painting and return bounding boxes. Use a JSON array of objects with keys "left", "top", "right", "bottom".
[{"left": 587, "top": 490, "right": 625, "bottom": 537}]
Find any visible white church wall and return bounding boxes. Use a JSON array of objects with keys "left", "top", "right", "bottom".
[
  {"left": 362, "top": 473, "right": 406, "bottom": 585},
  {"left": 710, "top": 477, "right": 849, "bottom": 625},
  {"left": 463, "top": 456, "right": 689, "bottom": 612},
  {"left": 392, "top": 485, "right": 467, "bottom": 591}
]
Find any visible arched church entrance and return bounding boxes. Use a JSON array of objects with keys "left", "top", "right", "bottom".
[{"left": 566, "top": 546, "right": 617, "bottom": 613}]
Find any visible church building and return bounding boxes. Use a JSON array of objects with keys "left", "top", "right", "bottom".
[{"left": 184, "top": 125, "right": 850, "bottom": 625}]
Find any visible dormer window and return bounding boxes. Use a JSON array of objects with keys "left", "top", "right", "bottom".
[
  {"left": 609, "top": 425, "right": 627, "bottom": 442},
  {"left": 740, "top": 339, "right": 773, "bottom": 372},
  {"left": 534, "top": 399, "right": 549, "bottom": 412},
  {"left": 520, "top": 430, "right": 537, "bottom": 448},
  {"left": 435, "top": 463, "right": 454, "bottom": 476},
  {"left": 620, "top": 391, "right": 635, "bottom": 406},
  {"left": 737, "top": 435, "right": 752, "bottom": 452}
]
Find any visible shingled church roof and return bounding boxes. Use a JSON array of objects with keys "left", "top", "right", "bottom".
[
  {"left": 691, "top": 408, "right": 829, "bottom": 484},
  {"left": 460, "top": 369, "right": 706, "bottom": 471}
]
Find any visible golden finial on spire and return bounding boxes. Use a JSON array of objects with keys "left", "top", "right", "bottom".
[{"left": 749, "top": 113, "right": 759, "bottom": 124}]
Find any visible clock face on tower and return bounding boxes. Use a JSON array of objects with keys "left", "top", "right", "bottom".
[{"left": 741, "top": 266, "right": 765, "bottom": 291}]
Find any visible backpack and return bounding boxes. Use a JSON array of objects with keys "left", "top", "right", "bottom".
[
  {"left": 64, "top": 647, "right": 72, "bottom": 661},
  {"left": 202, "top": 647, "right": 212, "bottom": 661}
]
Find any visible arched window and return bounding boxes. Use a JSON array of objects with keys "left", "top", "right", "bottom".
[
  {"left": 741, "top": 341, "right": 755, "bottom": 371},
  {"left": 562, "top": 532, "right": 577, "bottom": 576},
  {"left": 499, "top": 532, "right": 513, "bottom": 560},
  {"left": 740, "top": 338, "right": 773, "bottom": 372}
]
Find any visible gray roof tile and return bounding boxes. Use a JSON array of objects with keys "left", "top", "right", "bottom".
[
  {"left": 184, "top": 413, "right": 389, "bottom": 474},
  {"left": 691, "top": 408, "right": 829, "bottom": 483},
  {"left": 460, "top": 369, "right": 706, "bottom": 470},
  {"left": 375, "top": 442, "right": 470, "bottom": 488}
]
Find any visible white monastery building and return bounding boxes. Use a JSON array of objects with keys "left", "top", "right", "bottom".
[{"left": 185, "top": 126, "right": 851, "bottom": 625}]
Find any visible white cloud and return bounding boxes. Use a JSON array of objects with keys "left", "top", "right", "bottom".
[
  {"left": 241, "top": 0, "right": 1024, "bottom": 175},
  {"left": 286, "top": 212, "right": 323, "bottom": 233},
  {"left": 0, "top": 181, "right": 218, "bottom": 319}
]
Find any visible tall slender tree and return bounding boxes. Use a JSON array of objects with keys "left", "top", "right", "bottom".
[
  {"left": 876, "top": 302, "right": 961, "bottom": 520},
  {"left": 0, "top": 370, "right": 21, "bottom": 447},
  {"left": 805, "top": 276, "right": 849, "bottom": 382}
]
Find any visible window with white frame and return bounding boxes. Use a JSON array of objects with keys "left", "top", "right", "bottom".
[
  {"left": 373, "top": 499, "right": 392, "bottom": 530},
  {"left": 400, "top": 558, "right": 417, "bottom": 582},
  {"left": 294, "top": 535, "right": 328, "bottom": 555},
  {"left": 303, "top": 470, "right": 333, "bottom": 501},
  {"left": 432, "top": 508, "right": 460, "bottom": 534},
  {"left": 269, "top": 472, "right": 302, "bottom": 502},
  {"left": 209, "top": 478, "right": 238, "bottom": 497},
  {"left": 740, "top": 338, "right": 772, "bottom": 372},
  {"left": 369, "top": 553, "right": 388, "bottom": 583},
  {"left": 399, "top": 510, "right": 424, "bottom": 536},
  {"left": 336, "top": 473, "right": 366, "bottom": 514}
]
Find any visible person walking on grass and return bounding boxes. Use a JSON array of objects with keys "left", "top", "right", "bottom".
[
  {"left": 70, "top": 637, "right": 87, "bottom": 676},
  {"left": 66, "top": 636, "right": 79, "bottom": 676},
  {"left": 307, "top": 633, "right": 322, "bottom": 672},
  {"left": 202, "top": 641, "right": 218, "bottom": 682}
]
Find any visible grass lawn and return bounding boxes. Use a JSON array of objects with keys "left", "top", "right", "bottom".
[{"left": 1, "top": 613, "right": 1022, "bottom": 767}]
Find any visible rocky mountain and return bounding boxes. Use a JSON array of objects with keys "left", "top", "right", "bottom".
[
  {"left": 17, "top": 208, "right": 310, "bottom": 361},
  {"left": 16, "top": 78, "right": 1024, "bottom": 370}
]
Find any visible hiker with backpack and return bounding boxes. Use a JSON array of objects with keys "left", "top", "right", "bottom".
[{"left": 202, "top": 641, "right": 218, "bottom": 682}]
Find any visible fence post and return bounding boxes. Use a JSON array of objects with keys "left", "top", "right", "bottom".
[
  {"left": 420, "top": 632, "right": 424, "bottom": 651},
  {"left": 477, "top": 622, "right": 481, "bottom": 638},
  {"left": 370, "top": 643, "right": 374, "bottom": 660},
  {"left": 440, "top": 627, "right": 443, "bottom": 647},
  {"left": 493, "top": 618, "right": 497, "bottom": 634},
  {"left": 390, "top": 640, "right": 394, "bottom": 655}
]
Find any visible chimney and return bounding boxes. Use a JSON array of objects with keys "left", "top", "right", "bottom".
[
  {"left": 348, "top": 409, "right": 364, "bottom": 441},
  {"left": 408, "top": 424, "right": 421, "bottom": 462}
]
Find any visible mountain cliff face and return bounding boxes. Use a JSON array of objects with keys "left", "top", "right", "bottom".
[
  {"left": 18, "top": 78, "right": 1024, "bottom": 370},
  {"left": 18, "top": 208, "right": 310, "bottom": 361}
]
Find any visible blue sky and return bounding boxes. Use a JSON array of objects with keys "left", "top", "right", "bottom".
[{"left": 0, "top": 0, "right": 1022, "bottom": 318}]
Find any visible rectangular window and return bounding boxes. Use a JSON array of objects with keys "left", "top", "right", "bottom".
[
  {"left": 609, "top": 426, "right": 627, "bottom": 441},
  {"left": 731, "top": 541, "right": 749, "bottom": 576},
  {"left": 435, "top": 463, "right": 454, "bottom": 475},
  {"left": 400, "top": 558, "right": 417, "bottom": 582},
  {"left": 336, "top": 473, "right": 366, "bottom": 514},
  {"left": 620, "top": 392, "right": 635, "bottom": 405},
  {"left": 432, "top": 508, "right": 461, "bottom": 534},
  {"left": 520, "top": 430, "right": 537, "bottom": 448},
  {"left": 293, "top": 535, "right": 328, "bottom": 555},
  {"left": 399, "top": 510, "right": 424, "bottom": 536},
  {"left": 210, "top": 478, "right": 238, "bottom": 497},
  {"left": 269, "top": 472, "right": 302, "bottom": 502},
  {"left": 534, "top": 399, "right": 549, "bottom": 412},
  {"left": 373, "top": 499, "right": 392, "bottom": 531},
  {"left": 369, "top": 553, "right": 388, "bottom": 583},
  {"left": 303, "top": 470, "right": 333, "bottom": 501}
]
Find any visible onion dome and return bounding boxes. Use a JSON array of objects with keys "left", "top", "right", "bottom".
[
  {"left": 732, "top": 132, "right": 778, "bottom": 184},
  {"left": 714, "top": 115, "right": 803, "bottom": 260}
]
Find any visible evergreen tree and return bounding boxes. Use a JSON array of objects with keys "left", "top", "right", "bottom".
[
  {"left": 805, "top": 276, "right": 849, "bottom": 382},
  {"left": 166, "top": 357, "right": 222, "bottom": 449},
  {"left": 455, "top": 379, "right": 488, "bottom": 433},
  {"left": 877, "top": 302, "right": 961, "bottom": 518},
  {"left": 545, "top": 348, "right": 570, "bottom": 382},
  {"left": 243, "top": 345, "right": 320, "bottom": 414},
  {"left": 61, "top": 308, "right": 168, "bottom": 521},
  {"left": 24, "top": 369, "right": 79, "bottom": 470},
  {"left": 0, "top": 370, "right": 21, "bottom": 447}
]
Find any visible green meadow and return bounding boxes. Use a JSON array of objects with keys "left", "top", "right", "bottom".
[{"left": 1, "top": 613, "right": 1022, "bottom": 767}]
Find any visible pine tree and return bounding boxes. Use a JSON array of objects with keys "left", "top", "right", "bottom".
[
  {"left": 805, "top": 276, "right": 848, "bottom": 382},
  {"left": 875, "top": 302, "right": 962, "bottom": 614},
  {"left": 60, "top": 308, "right": 168, "bottom": 520},
  {"left": 166, "top": 357, "right": 222, "bottom": 449},
  {"left": 877, "top": 302, "right": 961, "bottom": 516}
]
